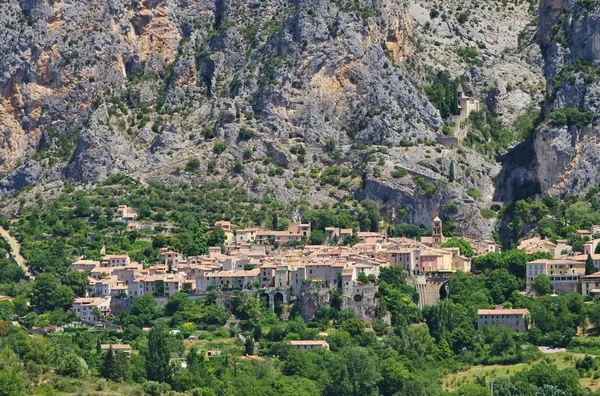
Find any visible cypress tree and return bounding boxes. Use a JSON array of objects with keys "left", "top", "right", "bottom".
[
  {"left": 586, "top": 253, "right": 596, "bottom": 275},
  {"left": 145, "top": 323, "right": 172, "bottom": 383},
  {"left": 101, "top": 345, "right": 114, "bottom": 380},
  {"left": 449, "top": 161, "right": 455, "bottom": 182}
]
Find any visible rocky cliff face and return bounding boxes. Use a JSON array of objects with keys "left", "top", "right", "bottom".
[
  {"left": 0, "top": 0, "right": 560, "bottom": 237},
  {"left": 531, "top": 0, "right": 600, "bottom": 196}
]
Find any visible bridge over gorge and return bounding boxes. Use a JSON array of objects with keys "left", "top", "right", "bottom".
[
  {"left": 489, "top": 201, "right": 504, "bottom": 211},
  {"left": 415, "top": 273, "right": 453, "bottom": 308}
]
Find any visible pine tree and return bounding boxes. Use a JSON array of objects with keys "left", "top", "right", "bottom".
[
  {"left": 101, "top": 345, "right": 114, "bottom": 380},
  {"left": 96, "top": 338, "right": 102, "bottom": 355},
  {"left": 113, "top": 351, "right": 131, "bottom": 382},
  {"left": 449, "top": 161, "right": 455, "bottom": 182},
  {"left": 586, "top": 253, "right": 596, "bottom": 275},
  {"left": 145, "top": 323, "right": 172, "bottom": 383}
]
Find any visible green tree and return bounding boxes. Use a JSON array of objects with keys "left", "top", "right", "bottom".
[
  {"left": 485, "top": 269, "right": 521, "bottom": 304},
  {"left": 340, "top": 317, "right": 365, "bottom": 338},
  {"left": 586, "top": 253, "right": 596, "bottom": 275},
  {"left": 31, "top": 273, "right": 74, "bottom": 312},
  {"left": 207, "top": 228, "right": 226, "bottom": 247},
  {"left": 56, "top": 353, "right": 89, "bottom": 378},
  {"left": 101, "top": 345, "right": 130, "bottom": 383},
  {"left": 145, "top": 323, "right": 173, "bottom": 383},
  {"left": 449, "top": 160, "right": 455, "bottom": 182},
  {"left": 0, "top": 347, "right": 26, "bottom": 396},
  {"left": 358, "top": 200, "right": 380, "bottom": 232},
  {"left": 532, "top": 274, "right": 551, "bottom": 296},
  {"left": 308, "top": 230, "right": 326, "bottom": 245},
  {"left": 441, "top": 237, "right": 475, "bottom": 257},
  {"left": 63, "top": 270, "right": 90, "bottom": 297}
]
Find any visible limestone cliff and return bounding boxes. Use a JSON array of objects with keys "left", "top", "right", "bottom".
[
  {"left": 0, "top": 0, "right": 554, "bottom": 238},
  {"left": 533, "top": 0, "right": 600, "bottom": 196}
]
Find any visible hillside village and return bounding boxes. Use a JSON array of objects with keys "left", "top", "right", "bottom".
[{"left": 68, "top": 205, "right": 600, "bottom": 335}]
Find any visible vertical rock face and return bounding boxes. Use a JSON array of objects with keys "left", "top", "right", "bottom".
[
  {"left": 0, "top": 0, "right": 438, "bottom": 179},
  {"left": 0, "top": 0, "right": 183, "bottom": 173},
  {"left": 528, "top": 1, "right": 600, "bottom": 196},
  {"left": 537, "top": 0, "right": 566, "bottom": 48}
]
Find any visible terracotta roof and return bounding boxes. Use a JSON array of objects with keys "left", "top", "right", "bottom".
[
  {"left": 289, "top": 340, "right": 329, "bottom": 346},
  {"left": 477, "top": 309, "right": 529, "bottom": 315}
]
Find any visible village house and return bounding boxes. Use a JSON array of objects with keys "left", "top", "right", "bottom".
[
  {"left": 102, "top": 254, "right": 131, "bottom": 267},
  {"left": 72, "top": 297, "right": 111, "bottom": 323},
  {"left": 114, "top": 205, "right": 138, "bottom": 222},
  {"left": 477, "top": 309, "right": 530, "bottom": 332},
  {"left": 526, "top": 259, "right": 585, "bottom": 294},
  {"left": 255, "top": 230, "right": 303, "bottom": 245},
  {"left": 579, "top": 271, "right": 600, "bottom": 296},
  {"left": 213, "top": 221, "right": 234, "bottom": 244},
  {"left": 100, "top": 344, "right": 133, "bottom": 357},
  {"left": 289, "top": 340, "right": 330, "bottom": 351},
  {"left": 200, "top": 268, "right": 260, "bottom": 291},
  {"left": 518, "top": 237, "right": 570, "bottom": 258},
  {"left": 575, "top": 254, "right": 600, "bottom": 272},
  {"left": 160, "top": 248, "right": 183, "bottom": 268},
  {"left": 69, "top": 258, "right": 100, "bottom": 272},
  {"left": 288, "top": 223, "right": 312, "bottom": 239},
  {"left": 584, "top": 239, "right": 600, "bottom": 255},
  {"left": 235, "top": 228, "right": 257, "bottom": 243}
]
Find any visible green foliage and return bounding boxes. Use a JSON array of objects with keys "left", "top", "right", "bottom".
[
  {"left": 213, "top": 141, "right": 227, "bottom": 154},
  {"left": 532, "top": 274, "right": 552, "bottom": 296},
  {"left": 442, "top": 237, "right": 475, "bottom": 257},
  {"left": 467, "top": 188, "right": 483, "bottom": 201},
  {"left": 391, "top": 168, "right": 408, "bottom": 178},
  {"left": 185, "top": 158, "right": 201, "bottom": 172},
  {"left": 464, "top": 109, "right": 514, "bottom": 154},
  {"left": 413, "top": 177, "right": 437, "bottom": 197},
  {"left": 146, "top": 323, "right": 174, "bottom": 383},
  {"left": 238, "top": 125, "right": 255, "bottom": 140},
  {"left": 473, "top": 249, "right": 552, "bottom": 278},
  {"left": 457, "top": 46, "right": 482, "bottom": 66},
  {"left": 548, "top": 107, "right": 594, "bottom": 127},
  {"left": 31, "top": 273, "right": 74, "bottom": 312},
  {"left": 425, "top": 72, "right": 460, "bottom": 119}
]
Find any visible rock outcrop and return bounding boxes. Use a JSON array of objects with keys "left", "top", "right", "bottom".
[{"left": 0, "top": 0, "right": 568, "bottom": 238}]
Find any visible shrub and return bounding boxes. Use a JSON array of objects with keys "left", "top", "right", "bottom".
[
  {"left": 238, "top": 125, "right": 255, "bottom": 140},
  {"left": 429, "top": 8, "right": 439, "bottom": 18},
  {"left": 242, "top": 148, "right": 252, "bottom": 160},
  {"left": 391, "top": 168, "right": 408, "bottom": 178},
  {"left": 233, "top": 161, "right": 244, "bottom": 173},
  {"left": 213, "top": 141, "right": 227, "bottom": 154},
  {"left": 444, "top": 202, "right": 459, "bottom": 214},
  {"left": 467, "top": 188, "right": 483, "bottom": 200},
  {"left": 457, "top": 46, "right": 482, "bottom": 67},
  {"left": 413, "top": 177, "right": 437, "bottom": 197},
  {"left": 185, "top": 158, "right": 200, "bottom": 172},
  {"left": 325, "top": 137, "right": 337, "bottom": 153},
  {"left": 548, "top": 107, "right": 594, "bottom": 127},
  {"left": 201, "top": 126, "right": 214, "bottom": 139},
  {"left": 480, "top": 208, "right": 497, "bottom": 218}
]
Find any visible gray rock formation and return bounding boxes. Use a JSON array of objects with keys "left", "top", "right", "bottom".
[{"left": 3, "top": 0, "right": 578, "bottom": 239}]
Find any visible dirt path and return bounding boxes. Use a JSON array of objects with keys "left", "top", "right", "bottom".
[{"left": 0, "top": 226, "right": 35, "bottom": 280}]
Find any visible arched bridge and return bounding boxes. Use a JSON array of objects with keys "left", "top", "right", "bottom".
[{"left": 415, "top": 273, "right": 453, "bottom": 309}]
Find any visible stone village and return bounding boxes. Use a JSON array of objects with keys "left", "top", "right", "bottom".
[{"left": 70, "top": 205, "right": 600, "bottom": 335}]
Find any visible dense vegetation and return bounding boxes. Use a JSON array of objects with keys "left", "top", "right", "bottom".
[
  {"left": 500, "top": 192, "right": 600, "bottom": 250},
  {"left": 2, "top": 178, "right": 600, "bottom": 394},
  {"left": 6, "top": 175, "right": 384, "bottom": 278}
]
